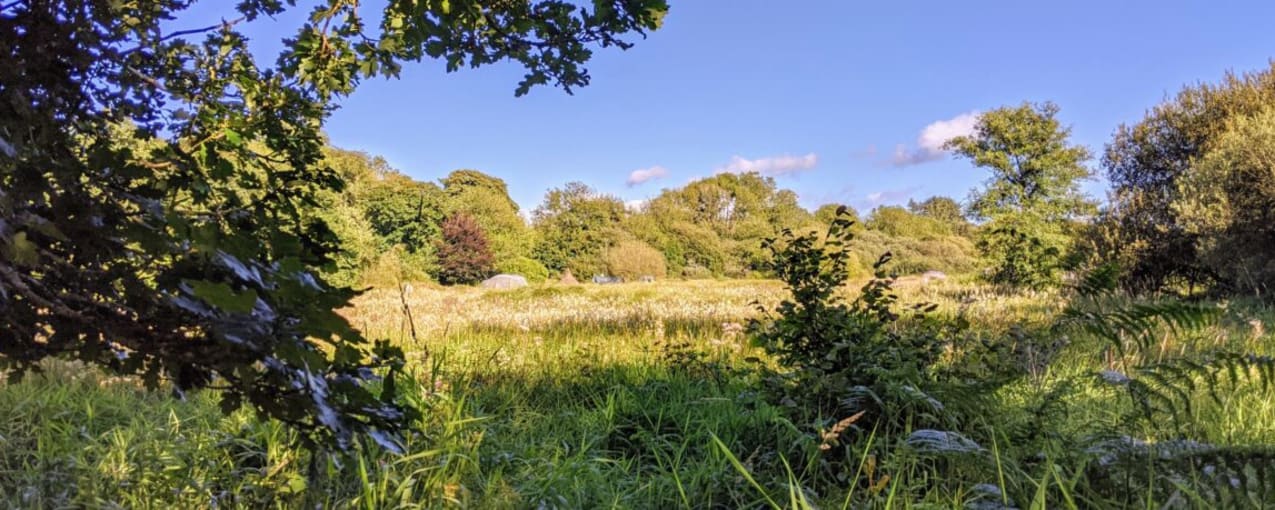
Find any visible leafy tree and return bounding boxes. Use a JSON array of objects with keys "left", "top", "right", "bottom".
[
  {"left": 865, "top": 206, "right": 950, "bottom": 238},
  {"left": 638, "top": 172, "right": 811, "bottom": 276},
  {"left": 440, "top": 169, "right": 532, "bottom": 263},
  {"left": 0, "top": 0, "right": 666, "bottom": 449},
  {"left": 1099, "top": 63, "right": 1275, "bottom": 293},
  {"left": 814, "top": 203, "right": 861, "bottom": 226},
  {"left": 907, "top": 196, "right": 970, "bottom": 235},
  {"left": 1172, "top": 107, "right": 1275, "bottom": 295},
  {"left": 318, "top": 147, "right": 408, "bottom": 286},
  {"left": 361, "top": 178, "right": 447, "bottom": 253},
  {"left": 532, "top": 182, "right": 626, "bottom": 276},
  {"left": 946, "top": 102, "right": 1095, "bottom": 288},
  {"left": 435, "top": 213, "right": 495, "bottom": 285}
]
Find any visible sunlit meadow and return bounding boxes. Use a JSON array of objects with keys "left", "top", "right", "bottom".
[{"left": 4, "top": 277, "right": 1275, "bottom": 508}]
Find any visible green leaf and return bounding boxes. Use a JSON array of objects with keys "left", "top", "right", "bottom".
[
  {"left": 6, "top": 231, "right": 38, "bottom": 267},
  {"left": 185, "top": 279, "right": 259, "bottom": 314}
]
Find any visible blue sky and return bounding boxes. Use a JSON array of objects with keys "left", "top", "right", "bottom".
[{"left": 190, "top": 1, "right": 1275, "bottom": 213}]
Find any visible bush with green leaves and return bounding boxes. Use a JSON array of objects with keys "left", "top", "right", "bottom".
[
  {"left": 749, "top": 209, "right": 987, "bottom": 432},
  {"left": 495, "top": 256, "right": 550, "bottom": 284},
  {"left": 605, "top": 239, "right": 667, "bottom": 280}
]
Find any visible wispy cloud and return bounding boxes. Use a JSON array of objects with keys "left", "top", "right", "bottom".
[
  {"left": 624, "top": 199, "right": 649, "bottom": 212},
  {"left": 804, "top": 185, "right": 857, "bottom": 210},
  {"left": 716, "top": 153, "right": 819, "bottom": 177},
  {"left": 891, "top": 112, "right": 980, "bottom": 167},
  {"left": 626, "top": 165, "right": 669, "bottom": 187},
  {"left": 859, "top": 186, "right": 923, "bottom": 209}
]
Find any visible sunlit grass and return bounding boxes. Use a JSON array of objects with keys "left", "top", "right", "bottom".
[{"left": 3, "top": 278, "right": 1274, "bottom": 508}]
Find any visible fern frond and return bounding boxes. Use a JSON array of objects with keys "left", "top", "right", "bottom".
[
  {"left": 1097, "top": 353, "right": 1275, "bottom": 432},
  {"left": 1087, "top": 438, "right": 1275, "bottom": 506},
  {"left": 1060, "top": 298, "right": 1220, "bottom": 359}
]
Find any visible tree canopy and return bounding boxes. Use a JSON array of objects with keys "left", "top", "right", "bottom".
[
  {"left": 0, "top": 0, "right": 667, "bottom": 449},
  {"left": 947, "top": 102, "right": 1095, "bottom": 288},
  {"left": 1096, "top": 63, "right": 1275, "bottom": 294}
]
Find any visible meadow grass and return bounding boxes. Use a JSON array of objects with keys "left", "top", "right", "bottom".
[{"left": 3, "top": 279, "right": 1274, "bottom": 508}]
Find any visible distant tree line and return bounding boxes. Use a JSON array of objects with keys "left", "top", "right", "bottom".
[
  {"left": 316, "top": 154, "right": 984, "bottom": 286},
  {"left": 323, "top": 59, "right": 1275, "bottom": 300}
]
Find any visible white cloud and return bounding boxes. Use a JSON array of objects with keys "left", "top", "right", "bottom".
[
  {"left": 892, "top": 111, "right": 980, "bottom": 167},
  {"left": 624, "top": 199, "right": 650, "bottom": 212},
  {"left": 716, "top": 153, "right": 818, "bottom": 177},
  {"left": 626, "top": 166, "right": 669, "bottom": 187}
]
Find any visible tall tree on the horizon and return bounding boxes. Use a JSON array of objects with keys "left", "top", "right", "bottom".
[{"left": 946, "top": 102, "right": 1095, "bottom": 288}]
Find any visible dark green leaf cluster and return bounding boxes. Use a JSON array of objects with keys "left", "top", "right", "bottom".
[
  {"left": 0, "top": 0, "right": 666, "bottom": 450},
  {"left": 1091, "top": 62, "right": 1275, "bottom": 296}
]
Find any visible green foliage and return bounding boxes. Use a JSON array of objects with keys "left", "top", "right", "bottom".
[
  {"left": 5, "top": 277, "right": 1275, "bottom": 507},
  {"left": 1172, "top": 107, "right": 1275, "bottom": 295},
  {"left": 1053, "top": 276, "right": 1275, "bottom": 505},
  {"left": 441, "top": 169, "right": 533, "bottom": 264},
  {"left": 435, "top": 213, "right": 495, "bottom": 285},
  {"left": 865, "top": 205, "right": 951, "bottom": 238},
  {"left": 851, "top": 210, "right": 978, "bottom": 277},
  {"left": 496, "top": 256, "right": 550, "bottom": 283},
  {"left": 0, "top": 0, "right": 666, "bottom": 450},
  {"left": 605, "top": 239, "right": 668, "bottom": 280},
  {"left": 361, "top": 178, "right": 448, "bottom": 253},
  {"left": 813, "top": 203, "right": 860, "bottom": 226},
  {"left": 947, "top": 102, "right": 1096, "bottom": 288},
  {"left": 908, "top": 195, "right": 971, "bottom": 236},
  {"left": 629, "top": 172, "right": 813, "bottom": 278},
  {"left": 532, "top": 182, "right": 626, "bottom": 276},
  {"left": 1099, "top": 62, "right": 1275, "bottom": 294},
  {"left": 749, "top": 209, "right": 967, "bottom": 433},
  {"left": 977, "top": 225, "right": 1063, "bottom": 289}
]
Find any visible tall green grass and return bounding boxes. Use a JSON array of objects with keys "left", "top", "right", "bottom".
[{"left": 2, "top": 280, "right": 1274, "bottom": 508}]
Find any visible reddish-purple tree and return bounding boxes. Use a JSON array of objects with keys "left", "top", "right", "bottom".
[{"left": 435, "top": 213, "right": 496, "bottom": 285}]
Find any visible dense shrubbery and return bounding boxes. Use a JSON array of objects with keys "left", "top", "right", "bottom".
[
  {"left": 319, "top": 156, "right": 983, "bottom": 286},
  {"left": 737, "top": 210, "right": 1275, "bottom": 507},
  {"left": 605, "top": 240, "right": 668, "bottom": 280},
  {"left": 1094, "top": 63, "right": 1275, "bottom": 297},
  {"left": 496, "top": 256, "right": 550, "bottom": 283},
  {"left": 750, "top": 211, "right": 1015, "bottom": 431}
]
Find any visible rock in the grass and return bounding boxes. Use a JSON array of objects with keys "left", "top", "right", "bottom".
[
  {"left": 591, "top": 274, "right": 624, "bottom": 284},
  {"left": 921, "top": 270, "right": 948, "bottom": 284},
  {"left": 481, "top": 274, "right": 528, "bottom": 289},
  {"left": 559, "top": 268, "right": 579, "bottom": 285}
]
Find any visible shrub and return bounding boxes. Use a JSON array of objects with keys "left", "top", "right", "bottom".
[
  {"left": 681, "top": 263, "right": 713, "bottom": 280},
  {"left": 359, "top": 245, "right": 434, "bottom": 288},
  {"left": 496, "top": 256, "right": 550, "bottom": 283},
  {"left": 604, "top": 240, "right": 667, "bottom": 280},
  {"left": 749, "top": 208, "right": 1012, "bottom": 436},
  {"left": 435, "top": 213, "right": 496, "bottom": 285}
]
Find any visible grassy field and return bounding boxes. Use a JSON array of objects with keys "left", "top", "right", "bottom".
[{"left": 3, "top": 278, "right": 1275, "bottom": 508}]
